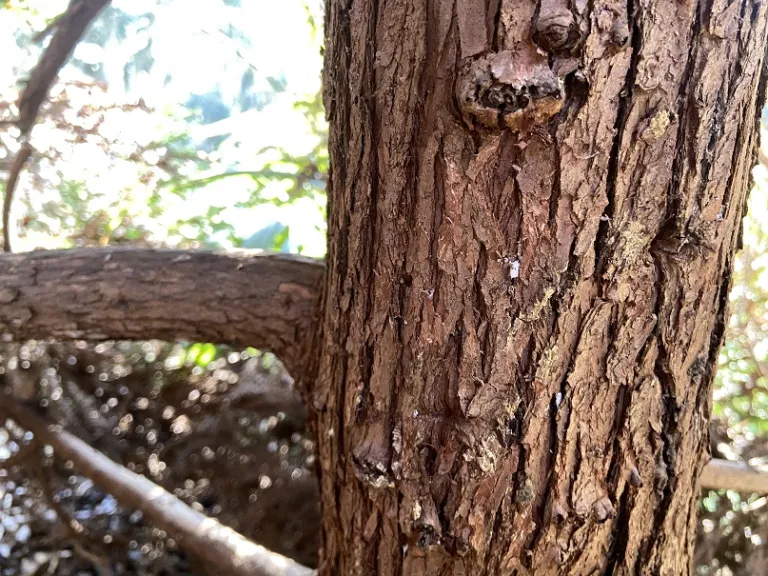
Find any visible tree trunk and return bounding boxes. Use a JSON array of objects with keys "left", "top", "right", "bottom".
[{"left": 310, "top": 0, "right": 768, "bottom": 574}]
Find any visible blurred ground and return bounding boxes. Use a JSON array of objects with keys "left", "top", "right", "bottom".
[{"left": 0, "top": 342, "right": 320, "bottom": 574}]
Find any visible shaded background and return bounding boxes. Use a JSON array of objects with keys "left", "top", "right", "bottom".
[{"left": 0, "top": 1, "right": 765, "bottom": 574}]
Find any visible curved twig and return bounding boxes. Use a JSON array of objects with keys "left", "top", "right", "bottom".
[
  {"left": 17, "top": 0, "right": 111, "bottom": 135},
  {"left": 3, "top": 0, "right": 111, "bottom": 251},
  {"left": 2, "top": 142, "right": 32, "bottom": 252}
]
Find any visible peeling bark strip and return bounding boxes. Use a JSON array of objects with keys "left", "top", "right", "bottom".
[
  {"left": 0, "top": 399, "right": 315, "bottom": 576},
  {"left": 313, "top": 0, "right": 768, "bottom": 574},
  {"left": 0, "top": 249, "right": 323, "bottom": 376}
]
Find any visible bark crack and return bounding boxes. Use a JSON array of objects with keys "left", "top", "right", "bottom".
[{"left": 595, "top": 0, "right": 642, "bottom": 282}]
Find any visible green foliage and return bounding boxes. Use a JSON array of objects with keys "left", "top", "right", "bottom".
[
  {"left": 713, "top": 161, "right": 768, "bottom": 447},
  {"left": 184, "top": 342, "right": 219, "bottom": 368},
  {"left": 157, "top": 85, "right": 328, "bottom": 252},
  {"left": 2, "top": 0, "right": 327, "bottom": 255}
]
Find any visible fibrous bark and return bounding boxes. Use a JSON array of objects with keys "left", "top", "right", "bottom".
[
  {"left": 311, "top": 0, "right": 768, "bottom": 574},
  {"left": 0, "top": 248, "right": 323, "bottom": 376}
]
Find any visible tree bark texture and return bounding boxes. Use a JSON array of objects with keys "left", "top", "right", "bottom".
[
  {"left": 312, "top": 0, "right": 768, "bottom": 574},
  {"left": 0, "top": 249, "right": 322, "bottom": 376}
]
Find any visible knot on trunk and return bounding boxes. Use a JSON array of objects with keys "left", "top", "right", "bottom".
[
  {"left": 456, "top": 51, "right": 563, "bottom": 132},
  {"left": 533, "top": 6, "right": 575, "bottom": 52}
]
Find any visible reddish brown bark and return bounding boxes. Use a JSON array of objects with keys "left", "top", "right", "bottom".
[{"left": 310, "top": 1, "right": 768, "bottom": 574}]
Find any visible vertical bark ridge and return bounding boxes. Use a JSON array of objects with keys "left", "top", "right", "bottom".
[{"left": 313, "top": 0, "right": 768, "bottom": 574}]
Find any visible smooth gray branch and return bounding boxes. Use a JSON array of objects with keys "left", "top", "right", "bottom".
[{"left": 700, "top": 458, "right": 768, "bottom": 494}]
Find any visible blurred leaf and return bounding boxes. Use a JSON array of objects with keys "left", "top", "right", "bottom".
[
  {"left": 185, "top": 343, "right": 203, "bottom": 366},
  {"left": 197, "top": 343, "right": 217, "bottom": 367}
]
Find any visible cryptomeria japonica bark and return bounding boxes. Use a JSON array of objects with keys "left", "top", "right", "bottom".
[{"left": 307, "top": 0, "right": 768, "bottom": 574}]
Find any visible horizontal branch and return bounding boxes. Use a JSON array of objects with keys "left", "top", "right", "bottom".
[
  {"left": 0, "top": 248, "right": 324, "bottom": 376},
  {"left": 700, "top": 458, "right": 768, "bottom": 494},
  {"left": 0, "top": 399, "right": 315, "bottom": 576}
]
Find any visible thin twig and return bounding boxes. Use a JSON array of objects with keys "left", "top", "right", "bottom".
[
  {"left": 31, "top": 453, "right": 114, "bottom": 576},
  {"left": 3, "top": 141, "right": 32, "bottom": 252},
  {"left": 3, "top": 1, "right": 110, "bottom": 251}
]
